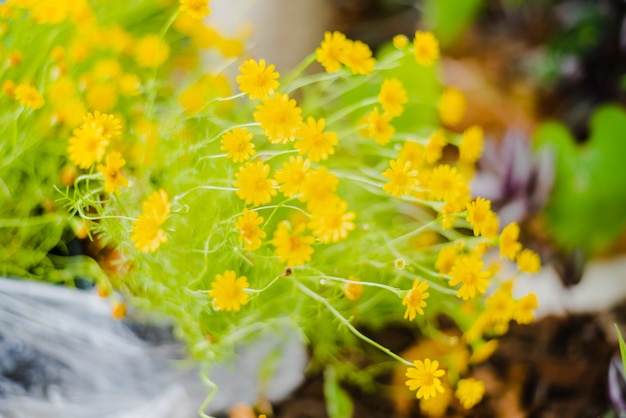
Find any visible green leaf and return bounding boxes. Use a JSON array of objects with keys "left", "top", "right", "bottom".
[
  {"left": 324, "top": 366, "right": 354, "bottom": 418},
  {"left": 534, "top": 105, "right": 626, "bottom": 253},
  {"left": 615, "top": 324, "right": 626, "bottom": 375},
  {"left": 423, "top": 0, "right": 484, "bottom": 47}
]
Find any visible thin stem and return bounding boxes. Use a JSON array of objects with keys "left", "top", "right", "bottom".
[
  {"left": 389, "top": 219, "right": 438, "bottom": 245},
  {"left": 326, "top": 97, "right": 378, "bottom": 125},
  {"left": 248, "top": 274, "right": 282, "bottom": 294},
  {"left": 295, "top": 282, "right": 413, "bottom": 366},
  {"left": 280, "top": 52, "right": 317, "bottom": 88},
  {"left": 312, "top": 274, "right": 402, "bottom": 296},
  {"left": 199, "top": 371, "right": 218, "bottom": 418}
]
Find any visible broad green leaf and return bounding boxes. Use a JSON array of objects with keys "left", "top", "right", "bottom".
[{"left": 534, "top": 105, "right": 626, "bottom": 253}]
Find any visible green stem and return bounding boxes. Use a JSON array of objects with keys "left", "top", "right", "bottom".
[
  {"left": 296, "top": 282, "right": 413, "bottom": 366},
  {"left": 311, "top": 274, "right": 401, "bottom": 296},
  {"left": 326, "top": 97, "right": 378, "bottom": 125},
  {"left": 280, "top": 52, "right": 317, "bottom": 88},
  {"left": 199, "top": 370, "right": 218, "bottom": 418}
]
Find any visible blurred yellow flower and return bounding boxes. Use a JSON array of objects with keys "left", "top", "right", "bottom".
[
  {"left": 500, "top": 222, "right": 522, "bottom": 260},
  {"left": 392, "top": 34, "right": 409, "bottom": 49},
  {"left": 234, "top": 161, "right": 278, "bottom": 206},
  {"left": 253, "top": 93, "right": 303, "bottom": 144},
  {"left": 382, "top": 159, "right": 418, "bottom": 198},
  {"left": 299, "top": 166, "right": 338, "bottom": 209},
  {"left": 295, "top": 117, "right": 337, "bottom": 162},
  {"left": 459, "top": 126, "right": 484, "bottom": 164},
  {"left": 378, "top": 78, "right": 408, "bottom": 118},
  {"left": 424, "top": 130, "right": 447, "bottom": 165},
  {"left": 68, "top": 121, "right": 109, "bottom": 169},
  {"left": 363, "top": 106, "right": 394, "bottom": 145},
  {"left": 513, "top": 293, "right": 538, "bottom": 324},
  {"left": 308, "top": 199, "right": 355, "bottom": 243},
  {"left": 398, "top": 141, "right": 424, "bottom": 169},
  {"left": 141, "top": 189, "right": 171, "bottom": 224},
  {"left": 344, "top": 276, "right": 363, "bottom": 301},
  {"left": 210, "top": 270, "right": 249, "bottom": 312},
  {"left": 466, "top": 197, "right": 493, "bottom": 237},
  {"left": 438, "top": 88, "right": 466, "bottom": 127},
  {"left": 274, "top": 155, "right": 311, "bottom": 198},
  {"left": 516, "top": 249, "right": 540, "bottom": 273},
  {"left": 272, "top": 221, "right": 314, "bottom": 266},
  {"left": 413, "top": 31, "right": 439, "bottom": 67},
  {"left": 449, "top": 254, "right": 490, "bottom": 300},
  {"left": 455, "top": 378, "right": 485, "bottom": 409},
  {"left": 402, "top": 279, "right": 430, "bottom": 320},
  {"left": 341, "top": 39, "right": 375, "bottom": 75},
  {"left": 435, "top": 244, "right": 458, "bottom": 275},
  {"left": 179, "top": 0, "right": 211, "bottom": 20},
  {"left": 235, "top": 209, "right": 266, "bottom": 251},
  {"left": 221, "top": 127, "right": 256, "bottom": 163},
  {"left": 131, "top": 215, "right": 168, "bottom": 253},
  {"left": 429, "top": 165, "right": 466, "bottom": 203},
  {"left": 97, "top": 151, "right": 128, "bottom": 194},
  {"left": 134, "top": 34, "right": 170, "bottom": 68},
  {"left": 14, "top": 83, "right": 45, "bottom": 109},
  {"left": 316, "top": 31, "right": 348, "bottom": 73}
]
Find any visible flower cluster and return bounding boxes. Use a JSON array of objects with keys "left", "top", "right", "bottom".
[{"left": 2, "top": 0, "right": 541, "bottom": 411}]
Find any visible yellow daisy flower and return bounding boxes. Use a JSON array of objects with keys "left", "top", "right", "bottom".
[
  {"left": 405, "top": 358, "right": 446, "bottom": 400},
  {"left": 14, "top": 83, "right": 45, "bottom": 109},
  {"left": 253, "top": 93, "right": 303, "bottom": 144},
  {"left": 363, "top": 106, "right": 394, "bottom": 146},
  {"left": 210, "top": 270, "right": 249, "bottom": 312},
  {"left": 413, "top": 31, "right": 440, "bottom": 67},
  {"left": 516, "top": 249, "right": 540, "bottom": 273},
  {"left": 424, "top": 129, "right": 447, "bottom": 165},
  {"left": 429, "top": 164, "right": 467, "bottom": 203},
  {"left": 272, "top": 221, "right": 314, "bottom": 266},
  {"left": 299, "top": 166, "right": 339, "bottom": 209},
  {"left": 378, "top": 78, "right": 408, "bottom": 118},
  {"left": 97, "top": 151, "right": 128, "bottom": 194},
  {"left": 449, "top": 253, "right": 491, "bottom": 300},
  {"left": 179, "top": 0, "right": 211, "bottom": 20},
  {"left": 402, "top": 279, "right": 430, "bottom": 321},
  {"left": 234, "top": 161, "right": 278, "bottom": 206},
  {"left": 235, "top": 208, "right": 266, "bottom": 251},
  {"left": 513, "top": 293, "right": 538, "bottom": 324},
  {"left": 315, "top": 31, "right": 349, "bottom": 73},
  {"left": 221, "top": 127, "right": 256, "bottom": 163},
  {"left": 68, "top": 121, "right": 109, "bottom": 169},
  {"left": 459, "top": 125, "right": 484, "bottom": 164},
  {"left": 466, "top": 197, "right": 494, "bottom": 237},
  {"left": 500, "top": 222, "right": 522, "bottom": 260},
  {"left": 308, "top": 198, "right": 355, "bottom": 243},
  {"left": 274, "top": 155, "right": 311, "bottom": 198},
  {"left": 131, "top": 215, "right": 168, "bottom": 253},
  {"left": 455, "top": 378, "right": 485, "bottom": 409},
  {"left": 341, "top": 39, "right": 375, "bottom": 75},
  {"left": 236, "top": 58, "right": 280, "bottom": 100},
  {"left": 382, "top": 159, "right": 418, "bottom": 198},
  {"left": 294, "top": 117, "right": 337, "bottom": 162}
]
